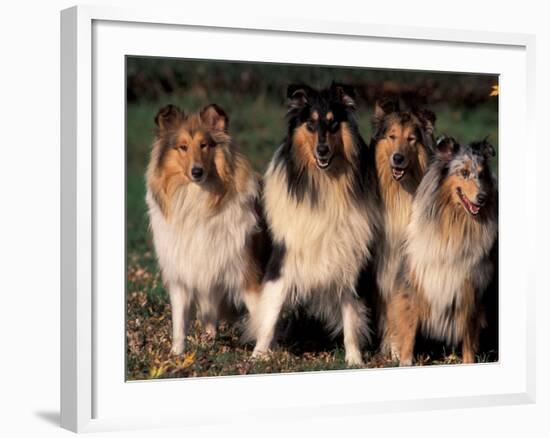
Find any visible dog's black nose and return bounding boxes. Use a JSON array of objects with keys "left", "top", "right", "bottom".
[
  {"left": 191, "top": 166, "right": 204, "bottom": 180},
  {"left": 392, "top": 153, "right": 405, "bottom": 165},
  {"left": 476, "top": 193, "right": 487, "bottom": 206},
  {"left": 316, "top": 144, "right": 330, "bottom": 158}
]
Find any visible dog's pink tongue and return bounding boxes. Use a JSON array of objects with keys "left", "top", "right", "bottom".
[{"left": 470, "top": 203, "right": 480, "bottom": 214}]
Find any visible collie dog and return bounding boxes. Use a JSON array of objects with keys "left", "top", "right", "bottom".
[
  {"left": 387, "top": 136, "right": 498, "bottom": 365},
  {"left": 371, "top": 98, "right": 435, "bottom": 354},
  {"left": 146, "top": 103, "right": 264, "bottom": 355},
  {"left": 249, "top": 83, "right": 380, "bottom": 365}
]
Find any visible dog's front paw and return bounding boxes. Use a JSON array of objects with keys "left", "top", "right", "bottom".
[
  {"left": 203, "top": 323, "right": 217, "bottom": 339},
  {"left": 170, "top": 340, "right": 185, "bottom": 356},
  {"left": 345, "top": 349, "right": 364, "bottom": 367},
  {"left": 390, "top": 343, "right": 401, "bottom": 362},
  {"left": 251, "top": 348, "right": 270, "bottom": 360}
]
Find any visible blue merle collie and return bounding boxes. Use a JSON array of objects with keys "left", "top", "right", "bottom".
[
  {"left": 248, "top": 83, "right": 381, "bottom": 365},
  {"left": 387, "top": 136, "right": 498, "bottom": 365}
]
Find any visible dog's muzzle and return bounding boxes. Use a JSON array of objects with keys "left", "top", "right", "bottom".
[{"left": 315, "top": 144, "right": 332, "bottom": 169}]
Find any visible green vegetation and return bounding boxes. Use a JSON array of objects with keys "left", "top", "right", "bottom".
[{"left": 126, "top": 58, "right": 498, "bottom": 380}]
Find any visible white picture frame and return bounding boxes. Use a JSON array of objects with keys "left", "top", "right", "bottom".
[{"left": 60, "top": 4, "right": 536, "bottom": 433}]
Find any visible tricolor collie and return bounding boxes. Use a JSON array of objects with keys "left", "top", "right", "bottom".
[
  {"left": 387, "top": 136, "right": 498, "bottom": 365},
  {"left": 249, "top": 83, "right": 380, "bottom": 365},
  {"left": 146, "top": 103, "right": 264, "bottom": 355},
  {"left": 371, "top": 98, "right": 435, "bottom": 354}
]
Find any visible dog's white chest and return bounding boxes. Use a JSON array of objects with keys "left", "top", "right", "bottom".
[
  {"left": 264, "top": 168, "right": 374, "bottom": 294},
  {"left": 147, "top": 185, "right": 256, "bottom": 293}
]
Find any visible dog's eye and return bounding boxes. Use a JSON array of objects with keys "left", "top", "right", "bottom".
[
  {"left": 389, "top": 134, "right": 397, "bottom": 140},
  {"left": 306, "top": 122, "right": 316, "bottom": 133},
  {"left": 461, "top": 169, "right": 470, "bottom": 178},
  {"left": 179, "top": 144, "right": 188, "bottom": 151},
  {"left": 200, "top": 142, "right": 208, "bottom": 149},
  {"left": 407, "top": 136, "right": 416, "bottom": 143}
]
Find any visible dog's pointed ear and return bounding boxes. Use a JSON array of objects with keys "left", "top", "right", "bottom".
[
  {"left": 470, "top": 136, "right": 496, "bottom": 158},
  {"left": 330, "top": 82, "right": 356, "bottom": 110},
  {"left": 436, "top": 135, "right": 460, "bottom": 161},
  {"left": 200, "top": 104, "right": 229, "bottom": 132},
  {"left": 481, "top": 136, "right": 496, "bottom": 157},
  {"left": 373, "top": 97, "right": 399, "bottom": 121},
  {"left": 287, "top": 84, "right": 311, "bottom": 110},
  {"left": 372, "top": 97, "right": 399, "bottom": 139},
  {"left": 154, "top": 104, "right": 184, "bottom": 135},
  {"left": 416, "top": 108, "right": 436, "bottom": 136}
]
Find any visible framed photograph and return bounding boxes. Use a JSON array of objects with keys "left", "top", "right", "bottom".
[{"left": 61, "top": 4, "right": 536, "bottom": 433}]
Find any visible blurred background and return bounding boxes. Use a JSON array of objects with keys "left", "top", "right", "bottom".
[
  {"left": 127, "top": 57, "right": 499, "bottom": 171},
  {"left": 126, "top": 57, "right": 498, "bottom": 378}
]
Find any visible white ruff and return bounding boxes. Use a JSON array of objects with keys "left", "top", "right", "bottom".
[
  {"left": 251, "top": 146, "right": 377, "bottom": 364},
  {"left": 146, "top": 177, "right": 259, "bottom": 305},
  {"left": 405, "top": 202, "right": 496, "bottom": 342},
  {"left": 263, "top": 159, "right": 375, "bottom": 303}
]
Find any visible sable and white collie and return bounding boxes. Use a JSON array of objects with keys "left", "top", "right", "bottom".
[
  {"left": 371, "top": 98, "right": 435, "bottom": 354},
  {"left": 146, "top": 103, "right": 264, "bottom": 355},
  {"left": 248, "top": 83, "right": 380, "bottom": 365},
  {"left": 387, "top": 136, "right": 498, "bottom": 365}
]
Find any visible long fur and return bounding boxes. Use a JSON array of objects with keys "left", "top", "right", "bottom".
[
  {"left": 388, "top": 137, "right": 498, "bottom": 364},
  {"left": 249, "top": 83, "right": 381, "bottom": 365},
  {"left": 146, "top": 104, "right": 263, "bottom": 354},
  {"left": 371, "top": 101, "right": 435, "bottom": 352}
]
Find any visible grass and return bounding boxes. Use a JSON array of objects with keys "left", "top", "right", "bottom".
[
  {"left": 126, "top": 265, "right": 496, "bottom": 380},
  {"left": 125, "top": 91, "right": 499, "bottom": 380}
]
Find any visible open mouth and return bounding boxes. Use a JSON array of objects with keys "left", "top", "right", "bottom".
[
  {"left": 391, "top": 166, "right": 407, "bottom": 181},
  {"left": 457, "top": 187, "right": 481, "bottom": 215},
  {"left": 316, "top": 156, "right": 332, "bottom": 170}
]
